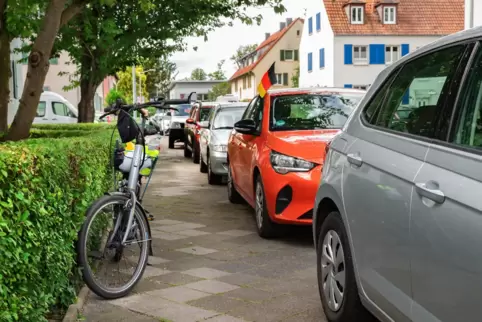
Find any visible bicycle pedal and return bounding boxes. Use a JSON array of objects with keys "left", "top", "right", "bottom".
[{"left": 147, "top": 214, "right": 154, "bottom": 221}]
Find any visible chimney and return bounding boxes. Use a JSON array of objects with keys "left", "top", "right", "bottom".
[
  {"left": 280, "top": 22, "right": 286, "bottom": 31},
  {"left": 265, "top": 32, "right": 270, "bottom": 40},
  {"left": 286, "top": 18, "right": 293, "bottom": 25}
]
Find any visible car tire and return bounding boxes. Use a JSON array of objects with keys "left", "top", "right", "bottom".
[
  {"left": 200, "top": 154, "right": 208, "bottom": 173},
  {"left": 254, "top": 175, "right": 281, "bottom": 239},
  {"left": 317, "top": 212, "right": 375, "bottom": 322},
  {"left": 192, "top": 141, "right": 200, "bottom": 164},
  {"left": 168, "top": 136, "right": 175, "bottom": 149},
  {"left": 184, "top": 138, "right": 192, "bottom": 158},
  {"left": 207, "top": 155, "right": 221, "bottom": 185},
  {"left": 227, "top": 164, "right": 243, "bottom": 204}
]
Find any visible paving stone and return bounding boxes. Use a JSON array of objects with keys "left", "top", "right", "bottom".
[
  {"left": 150, "top": 219, "right": 186, "bottom": 226},
  {"left": 147, "top": 256, "right": 170, "bottom": 265},
  {"left": 215, "top": 273, "right": 264, "bottom": 287},
  {"left": 223, "top": 287, "right": 277, "bottom": 302},
  {"left": 176, "top": 229, "right": 211, "bottom": 237},
  {"left": 177, "top": 246, "right": 218, "bottom": 255},
  {"left": 204, "top": 250, "right": 252, "bottom": 261},
  {"left": 213, "top": 262, "right": 257, "bottom": 274},
  {"left": 217, "top": 230, "right": 254, "bottom": 237},
  {"left": 205, "top": 314, "right": 249, "bottom": 322},
  {"left": 182, "top": 267, "right": 231, "bottom": 279},
  {"left": 133, "top": 278, "right": 172, "bottom": 294},
  {"left": 184, "top": 280, "right": 240, "bottom": 294},
  {"left": 188, "top": 294, "right": 247, "bottom": 313},
  {"left": 151, "top": 231, "right": 188, "bottom": 240},
  {"left": 150, "top": 271, "right": 203, "bottom": 286},
  {"left": 162, "top": 256, "right": 224, "bottom": 271},
  {"left": 147, "top": 286, "right": 211, "bottom": 302},
  {"left": 158, "top": 223, "right": 207, "bottom": 232},
  {"left": 141, "top": 266, "right": 171, "bottom": 278},
  {"left": 82, "top": 301, "right": 159, "bottom": 322}
]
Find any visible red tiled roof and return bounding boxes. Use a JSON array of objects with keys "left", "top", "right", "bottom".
[
  {"left": 229, "top": 18, "right": 303, "bottom": 81},
  {"left": 324, "top": 0, "right": 464, "bottom": 35}
]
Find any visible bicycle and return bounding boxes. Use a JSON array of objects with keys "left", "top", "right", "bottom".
[{"left": 77, "top": 93, "right": 196, "bottom": 299}]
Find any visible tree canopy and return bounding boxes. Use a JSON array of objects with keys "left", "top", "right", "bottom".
[
  {"left": 208, "top": 60, "right": 227, "bottom": 80},
  {"left": 230, "top": 44, "right": 258, "bottom": 68},
  {"left": 191, "top": 68, "right": 207, "bottom": 81}
]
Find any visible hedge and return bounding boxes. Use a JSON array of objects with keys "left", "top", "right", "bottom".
[{"left": 0, "top": 125, "right": 116, "bottom": 321}]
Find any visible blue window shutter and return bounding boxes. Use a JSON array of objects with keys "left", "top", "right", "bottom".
[
  {"left": 344, "top": 84, "right": 353, "bottom": 88},
  {"left": 308, "top": 17, "right": 313, "bottom": 34},
  {"left": 369, "top": 44, "right": 385, "bottom": 64},
  {"left": 402, "top": 89, "right": 409, "bottom": 104},
  {"left": 316, "top": 13, "right": 321, "bottom": 31},
  {"left": 401, "top": 44, "right": 410, "bottom": 56},
  {"left": 319, "top": 48, "right": 325, "bottom": 68},
  {"left": 308, "top": 53, "right": 313, "bottom": 71},
  {"left": 344, "top": 44, "right": 353, "bottom": 64}
]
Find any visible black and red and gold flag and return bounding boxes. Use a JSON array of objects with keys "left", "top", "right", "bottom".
[{"left": 257, "top": 62, "right": 277, "bottom": 98}]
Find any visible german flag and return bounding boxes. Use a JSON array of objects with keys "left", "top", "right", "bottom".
[{"left": 257, "top": 62, "right": 277, "bottom": 98}]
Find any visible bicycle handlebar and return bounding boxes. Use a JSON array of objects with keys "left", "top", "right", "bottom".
[{"left": 99, "top": 92, "right": 196, "bottom": 120}]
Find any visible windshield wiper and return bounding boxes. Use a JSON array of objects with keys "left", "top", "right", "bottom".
[{"left": 214, "top": 126, "right": 233, "bottom": 130}]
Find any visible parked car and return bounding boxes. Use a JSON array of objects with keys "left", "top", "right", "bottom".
[
  {"left": 167, "top": 104, "right": 192, "bottom": 149},
  {"left": 153, "top": 108, "right": 170, "bottom": 134},
  {"left": 313, "top": 27, "right": 482, "bottom": 322},
  {"left": 227, "top": 87, "right": 365, "bottom": 238},
  {"left": 34, "top": 91, "right": 78, "bottom": 124},
  {"left": 216, "top": 94, "right": 240, "bottom": 103},
  {"left": 184, "top": 102, "right": 219, "bottom": 163},
  {"left": 199, "top": 103, "right": 249, "bottom": 184}
]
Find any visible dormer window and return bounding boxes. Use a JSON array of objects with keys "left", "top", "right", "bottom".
[
  {"left": 351, "top": 6, "right": 364, "bottom": 24},
  {"left": 383, "top": 6, "right": 396, "bottom": 24}
]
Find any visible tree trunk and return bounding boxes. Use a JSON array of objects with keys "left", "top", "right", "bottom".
[
  {"left": 5, "top": 0, "right": 67, "bottom": 141},
  {"left": 0, "top": 0, "right": 10, "bottom": 133},
  {"left": 78, "top": 81, "right": 97, "bottom": 123}
]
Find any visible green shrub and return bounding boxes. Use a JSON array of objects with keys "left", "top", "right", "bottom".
[
  {"left": 31, "top": 123, "right": 116, "bottom": 131},
  {"left": 0, "top": 128, "right": 116, "bottom": 321}
]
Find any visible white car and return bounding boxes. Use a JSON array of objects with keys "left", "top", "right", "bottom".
[{"left": 34, "top": 91, "right": 78, "bottom": 124}]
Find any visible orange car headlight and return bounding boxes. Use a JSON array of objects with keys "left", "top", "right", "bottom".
[{"left": 270, "top": 150, "right": 316, "bottom": 174}]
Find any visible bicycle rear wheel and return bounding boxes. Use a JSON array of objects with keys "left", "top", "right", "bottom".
[{"left": 78, "top": 194, "right": 150, "bottom": 299}]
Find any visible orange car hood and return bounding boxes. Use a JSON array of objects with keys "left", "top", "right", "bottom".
[{"left": 267, "top": 129, "right": 340, "bottom": 164}]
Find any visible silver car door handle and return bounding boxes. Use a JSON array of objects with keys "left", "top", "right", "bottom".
[
  {"left": 347, "top": 153, "right": 363, "bottom": 167},
  {"left": 415, "top": 182, "right": 445, "bottom": 204}
]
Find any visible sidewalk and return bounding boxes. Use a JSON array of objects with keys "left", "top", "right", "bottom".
[{"left": 82, "top": 139, "right": 323, "bottom": 322}]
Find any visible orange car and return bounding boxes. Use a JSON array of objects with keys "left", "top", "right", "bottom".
[{"left": 226, "top": 87, "right": 365, "bottom": 238}]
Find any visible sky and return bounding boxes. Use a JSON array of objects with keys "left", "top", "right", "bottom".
[{"left": 170, "top": 0, "right": 309, "bottom": 80}]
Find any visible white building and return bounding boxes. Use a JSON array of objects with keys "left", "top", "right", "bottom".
[
  {"left": 168, "top": 80, "right": 225, "bottom": 101},
  {"left": 299, "top": 0, "right": 464, "bottom": 90},
  {"left": 465, "top": 0, "right": 482, "bottom": 29}
]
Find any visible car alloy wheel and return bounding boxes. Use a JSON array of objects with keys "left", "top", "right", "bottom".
[
  {"left": 321, "top": 230, "right": 346, "bottom": 312},
  {"left": 255, "top": 182, "right": 264, "bottom": 229}
]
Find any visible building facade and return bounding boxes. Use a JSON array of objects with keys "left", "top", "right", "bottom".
[
  {"left": 168, "top": 80, "right": 225, "bottom": 101},
  {"left": 7, "top": 39, "right": 24, "bottom": 125},
  {"left": 229, "top": 18, "right": 304, "bottom": 100},
  {"left": 465, "top": 0, "right": 482, "bottom": 29},
  {"left": 299, "top": 0, "right": 464, "bottom": 90}
]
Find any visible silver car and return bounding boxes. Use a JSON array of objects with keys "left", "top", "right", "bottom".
[
  {"left": 199, "top": 103, "right": 249, "bottom": 184},
  {"left": 313, "top": 26, "right": 482, "bottom": 322}
]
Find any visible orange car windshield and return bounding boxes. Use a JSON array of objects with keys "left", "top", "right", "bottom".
[{"left": 270, "top": 94, "right": 363, "bottom": 131}]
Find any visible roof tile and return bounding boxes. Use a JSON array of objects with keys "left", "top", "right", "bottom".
[{"left": 324, "top": 0, "right": 464, "bottom": 35}]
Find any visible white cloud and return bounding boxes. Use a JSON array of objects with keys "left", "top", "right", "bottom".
[{"left": 171, "top": 0, "right": 308, "bottom": 80}]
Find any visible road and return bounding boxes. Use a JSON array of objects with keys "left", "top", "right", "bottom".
[{"left": 82, "top": 137, "right": 324, "bottom": 322}]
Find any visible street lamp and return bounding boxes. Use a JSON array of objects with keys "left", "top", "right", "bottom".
[{"left": 139, "top": 69, "right": 156, "bottom": 103}]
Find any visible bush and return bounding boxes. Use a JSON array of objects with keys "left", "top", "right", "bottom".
[{"left": 0, "top": 126, "right": 116, "bottom": 321}]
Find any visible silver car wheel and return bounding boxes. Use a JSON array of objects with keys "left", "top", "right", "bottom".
[
  {"left": 321, "top": 230, "right": 345, "bottom": 312},
  {"left": 255, "top": 182, "right": 263, "bottom": 229}
]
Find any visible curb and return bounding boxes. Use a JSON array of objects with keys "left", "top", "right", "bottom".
[{"left": 62, "top": 286, "right": 90, "bottom": 322}]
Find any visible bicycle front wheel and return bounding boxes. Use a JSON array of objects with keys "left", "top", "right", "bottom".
[{"left": 78, "top": 194, "right": 150, "bottom": 299}]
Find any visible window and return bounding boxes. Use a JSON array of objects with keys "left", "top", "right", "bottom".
[
  {"left": 269, "top": 93, "right": 364, "bottom": 131},
  {"left": 243, "top": 76, "right": 247, "bottom": 89},
  {"left": 284, "top": 50, "right": 294, "bottom": 60},
  {"left": 452, "top": 48, "right": 482, "bottom": 148},
  {"left": 37, "top": 101, "right": 46, "bottom": 117},
  {"left": 297, "top": 30, "right": 300, "bottom": 36},
  {"left": 200, "top": 107, "right": 211, "bottom": 122},
  {"left": 235, "top": 80, "right": 238, "bottom": 92},
  {"left": 351, "top": 6, "right": 364, "bottom": 24},
  {"left": 247, "top": 74, "right": 252, "bottom": 88},
  {"left": 244, "top": 96, "right": 264, "bottom": 132},
  {"left": 52, "top": 102, "right": 76, "bottom": 117},
  {"left": 308, "top": 53, "right": 313, "bottom": 72},
  {"left": 354, "top": 85, "right": 369, "bottom": 90},
  {"left": 213, "top": 107, "right": 245, "bottom": 130},
  {"left": 280, "top": 50, "right": 298, "bottom": 61},
  {"left": 385, "top": 45, "right": 400, "bottom": 64},
  {"left": 383, "top": 6, "right": 396, "bottom": 24},
  {"left": 283, "top": 73, "right": 289, "bottom": 86},
  {"left": 316, "top": 13, "right": 321, "bottom": 31},
  {"left": 353, "top": 46, "right": 368, "bottom": 64},
  {"left": 363, "top": 45, "right": 465, "bottom": 139},
  {"left": 319, "top": 48, "right": 325, "bottom": 68},
  {"left": 308, "top": 17, "right": 313, "bottom": 34},
  {"left": 276, "top": 73, "right": 282, "bottom": 85}
]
